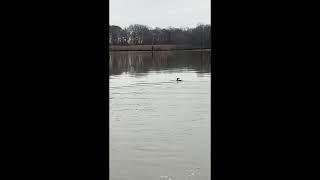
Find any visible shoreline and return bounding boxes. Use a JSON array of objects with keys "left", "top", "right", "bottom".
[
  {"left": 109, "top": 44, "right": 211, "bottom": 52},
  {"left": 109, "top": 49, "right": 211, "bottom": 52},
  {"left": 109, "top": 48, "right": 211, "bottom": 52}
]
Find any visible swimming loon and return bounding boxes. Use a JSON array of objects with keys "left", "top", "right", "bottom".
[{"left": 176, "top": 78, "right": 182, "bottom": 81}]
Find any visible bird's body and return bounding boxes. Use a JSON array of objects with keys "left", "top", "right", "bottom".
[{"left": 176, "top": 78, "right": 182, "bottom": 81}]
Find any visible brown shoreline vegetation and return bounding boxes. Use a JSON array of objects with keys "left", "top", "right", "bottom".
[{"left": 109, "top": 44, "right": 211, "bottom": 51}]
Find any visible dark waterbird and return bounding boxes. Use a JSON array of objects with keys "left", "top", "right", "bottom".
[{"left": 176, "top": 78, "right": 182, "bottom": 81}]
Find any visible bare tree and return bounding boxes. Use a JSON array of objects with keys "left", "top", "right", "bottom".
[{"left": 109, "top": 24, "right": 211, "bottom": 48}]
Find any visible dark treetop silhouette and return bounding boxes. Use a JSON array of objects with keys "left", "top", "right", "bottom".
[{"left": 108, "top": 24, "right": 211, "bottom": 49}]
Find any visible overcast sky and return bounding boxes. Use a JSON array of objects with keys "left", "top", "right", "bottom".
[{"left": 110, "top": 0, "right": 211, "bottom": 29}]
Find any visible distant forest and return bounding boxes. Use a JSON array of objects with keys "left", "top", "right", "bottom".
[{"left": 108, "top": 24, "right": 211, "bottom": 48}]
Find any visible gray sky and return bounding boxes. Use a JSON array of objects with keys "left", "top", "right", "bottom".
[{"left": 110, "top": 0, "right": 211, "bottom": 29}]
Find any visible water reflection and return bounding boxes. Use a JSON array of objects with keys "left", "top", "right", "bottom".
[
  {"left": 109, "top": 51, "right": 211, "bottom": 76},
  {"left": 110, "top": 51, "right": 211, "bottom": 180}
]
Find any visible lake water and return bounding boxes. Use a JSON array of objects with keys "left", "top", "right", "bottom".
[{"left": 109, "top": 51, "right": 211, "bottom": 180}]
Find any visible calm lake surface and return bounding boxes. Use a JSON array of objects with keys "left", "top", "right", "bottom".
[{"left": 109, "top": 51, "right": 211, "bottom": 180}]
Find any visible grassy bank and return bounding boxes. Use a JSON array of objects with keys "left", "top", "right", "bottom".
[{"left": 109, "top": 44, "right": 211, "bottom": 51}]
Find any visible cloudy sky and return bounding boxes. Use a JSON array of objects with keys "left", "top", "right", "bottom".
[{"left": 110, "top": 0, "right": 211, "bottom": 28}]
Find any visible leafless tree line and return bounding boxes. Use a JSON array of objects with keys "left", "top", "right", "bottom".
[{"left": 108, "top": 24, "right": 211, "bottom": 48}]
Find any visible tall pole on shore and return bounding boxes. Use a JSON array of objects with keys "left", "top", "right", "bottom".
[
  {"left": 201, "top": 25, "right": 204, "bottom": 51},
  {"left": 151, "top": 33, "right": 154, "bottom": 58},
  {"left": 152, "top": 33, "right": 154, "bottom": 57},
  {"left": 152, "top": 33, "right": 155, "bottom": 51}
]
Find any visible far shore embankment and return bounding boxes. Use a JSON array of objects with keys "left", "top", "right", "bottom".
[{"left": 109, "top": 44, "right": 211, "bottom": 52}]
